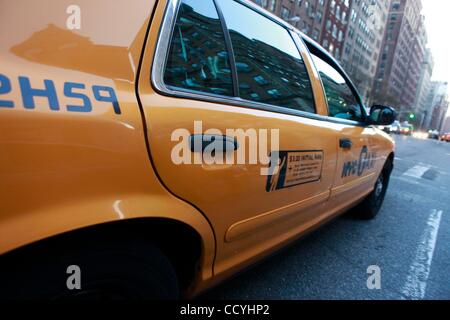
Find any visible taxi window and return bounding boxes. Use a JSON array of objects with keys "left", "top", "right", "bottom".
[
  {"left": 216, "top": 0, "right": 316, "bottom": 114},
  {"left": 310, "top": 53, "right": 364, "bottom": 122},
  {"left": 164, "top": 0, "right": 233, "bottom": 97}
]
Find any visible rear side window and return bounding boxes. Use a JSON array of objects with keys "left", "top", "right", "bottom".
[
  {"left": 164, "top": 0, "right": 233, "bottom": 96},
  {"left": 216, "top": 0, "right": 315, "bottom": 113},
  {"left": 310, "top": 53, "right": 363, "bottom": 122}
]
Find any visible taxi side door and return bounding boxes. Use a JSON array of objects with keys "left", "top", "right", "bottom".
[
  {"left": 305, "top": 44, "right": 380, "bottom": 212},
  {"left": 138, "top": 0, "right": 340, "bottom": 279}
]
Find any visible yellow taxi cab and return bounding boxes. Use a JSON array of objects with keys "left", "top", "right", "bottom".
[
  {"left": 0, "top": 0, "right": 396, "bottom": 299},
  {"left": 440, "top": 132, "right": 450, "bottom": 142}
]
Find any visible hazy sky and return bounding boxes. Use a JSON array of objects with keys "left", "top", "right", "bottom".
[
  {"left": 422, "top": 0, "right": 450, "bottom": 83},
  {"left": 422, "top": 0, "right": 450, "bottom": 116}
]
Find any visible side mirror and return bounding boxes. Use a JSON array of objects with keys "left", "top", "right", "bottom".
[{"left": 369, "top": 105, "right": 397, "bottom": 125}]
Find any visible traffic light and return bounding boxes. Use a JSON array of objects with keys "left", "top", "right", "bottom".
[{"left": 409, "top": 113, "right": 416, "bottom": 120}]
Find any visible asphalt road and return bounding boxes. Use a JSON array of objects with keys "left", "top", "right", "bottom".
[{"left": 201, "top": 135, "right": 450, "bottom": 300}]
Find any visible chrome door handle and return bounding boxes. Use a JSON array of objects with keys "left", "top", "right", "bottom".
[
  {"left": 189, "top": 134, "right": 239, "bottom": 152},
  {"left": 339, "top": 138, "right": 353, "bottom": 150}
]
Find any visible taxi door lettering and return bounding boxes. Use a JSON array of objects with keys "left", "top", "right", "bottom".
[
  {"left": 0, "top": 74, "right": 14, "bottom": 108},
  {"left": 357, "top": 146, "right": 369, "bottom": 176},
  {"left": 342, "top": 146, "right": 376, "bottom": 178},
  {"left": 92, "top": 85, "right": 121, "bottom": 115},
  {"left": 64, "top": 82, "right": 92, "bottom": 113},
  {"left": 19, "top": 76, "right": 60, "bottom": 111},
  {"left": 0, "top": 74, "right": 121, "bottom": 115}
]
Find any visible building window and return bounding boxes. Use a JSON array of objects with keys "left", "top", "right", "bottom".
[
  {"left": 316, "top": 10, "right": 323, "bottom": 23},
  {"left": 332, "top": 24, "right": 338, "bottom": 38},
  {"left": 281, "top": 6, "right": 291, "bottom": 20},
  {"left": 270, "top": 0, "right": 276, "bottom": 11},
  {"left": 312, "top": 28, "right": 320, "bottom": 40}
]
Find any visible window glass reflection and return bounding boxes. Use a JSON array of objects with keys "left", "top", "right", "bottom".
[
  {"left": 164, "top": 0, "right": 233, "bottom": 96},
  {"left": 311, "top": 54, "right": 363, "bottom": 121},
  {"left": 216, "top": 0, "right": 316, "bottom": 113}
]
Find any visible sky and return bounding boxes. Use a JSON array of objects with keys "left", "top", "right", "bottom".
[
  {"left": 421, "top": 0, "right": 450, "bottom": 116},
  {"left": 422, "top": 0, "right": 450, "bottom": 117},
  {"left": 422, "top": 0, "right": 450, "bottom": 82}
]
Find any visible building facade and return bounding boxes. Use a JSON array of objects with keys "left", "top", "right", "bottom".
[
  {"left": 428, "top": 81, "right": 449, "bottom": 131},
  {"left": 372, "top": 0, "right": 425, "bottom": 113},
  {"left": 442, "top": 117, "right": 450, "bottom": 134},
  {"left": 319, "top": 0, "right": 352, "bottom": 62},
  {"left": 414, "top": 48, "right": 434, "bottom": 129},
  {"left": 341, "top": 0, "right": 390, "bottom": 105},
  {"left": 251, "top": 0, "right": 433, "bottom": 113},
  {"left": 251, "top": 0, "right": 331, "bottom": 42}
]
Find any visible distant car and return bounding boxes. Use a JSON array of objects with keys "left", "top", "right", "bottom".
[
  {"left": 428, "top": 130, "right": 440, "bottom": 140},
  {"left": 390, "top": 121, "right": 401, "bottom": 134},
  {"left": 441, "top": 133, "right": 450, "bottom": 142},
  {"left": 400, "top": 124, "right": 413, "bottom": 136},
  {"left": 413, "top": 131, "right": 428, "bottom": 140}
]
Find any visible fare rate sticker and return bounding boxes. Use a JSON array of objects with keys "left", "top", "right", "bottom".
[{"left": 266, "top": 150, "right": 323, "bottom": 192}]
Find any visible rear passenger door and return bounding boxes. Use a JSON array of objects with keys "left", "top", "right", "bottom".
[
  {"left": 307, "top": 49, "right": 379, "bottom": 210},
  {"left": 138, "top": 0, "right": 338, "bottom": 276}
]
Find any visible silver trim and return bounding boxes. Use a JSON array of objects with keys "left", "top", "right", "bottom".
[
  {"left": 150, "top": 0, "right": 369, "bottom": 127},
  {"left": 152, "top": 0, "right": 178, "bottom": 94}
]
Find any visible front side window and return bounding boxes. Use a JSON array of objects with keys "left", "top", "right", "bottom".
[
  {"left": 164, "top": 0, "right": 233, "bottom": 96},
  {"left": 311, "top": 53, "right": 363, "bottom": 121},
  {"left": 216, "top": 0, "right": 315, "bottom": 114}
]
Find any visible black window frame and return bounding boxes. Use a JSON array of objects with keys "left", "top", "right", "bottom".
[{"left": 152, "top": 0, "right": 321, "bottom": 120}]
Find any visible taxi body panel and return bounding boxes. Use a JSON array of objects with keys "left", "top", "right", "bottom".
[
  {"left": 0, "top": 0, "right": 216, "bottom": 287},
  {"left": 0, "top": 0, "right": 394, "bottom": 297}
]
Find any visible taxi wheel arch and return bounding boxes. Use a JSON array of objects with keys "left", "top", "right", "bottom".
[
  {"left": 0, "top": 218, "right": 203, "bottom": 299},
  {"left": 356, "top": 153, "right": 394, "bottom": 220}
]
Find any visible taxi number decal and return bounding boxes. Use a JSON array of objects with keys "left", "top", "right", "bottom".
[
  {"left": 266, "top": 150, "right": 324, "bottom": 192},
  {"left": 0, "top": 74, "right": 121, "bottom": 114}
]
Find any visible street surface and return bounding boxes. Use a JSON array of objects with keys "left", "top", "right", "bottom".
[{"left": 202, "top": 135, "right": 450, "bottom": 300}]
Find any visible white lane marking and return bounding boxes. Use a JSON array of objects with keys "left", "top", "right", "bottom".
[
  {"left": 401, "top": 209, "right": 443, "bottom": 300},
  {"left": 403, "top": 165, "right": 430, "bottom": 179},
  {"left": 394, "top": 175, "right": 420, "bottom": 186}
]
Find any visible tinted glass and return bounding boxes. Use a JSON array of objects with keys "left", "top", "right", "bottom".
[
  {"left": 164, "top": 0, "right": 233, "bottom": 96},
  {"left": 311, "top": 53, "right": 363, "bottom": 121},
  {"left": 216, "top": 0, "right": 315, "bottom": 113}
]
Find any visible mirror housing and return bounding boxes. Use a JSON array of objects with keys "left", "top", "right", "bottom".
[{"left": 369, "top": 105, "right": 397, "bottom": 126}]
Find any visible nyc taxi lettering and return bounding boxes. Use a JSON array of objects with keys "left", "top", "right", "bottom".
[
  {"left": 0, "top": 74, "right": 121, "bottom": 114},
  {"left": 342, "top": 146, "right": 376, "bottom": 178}
]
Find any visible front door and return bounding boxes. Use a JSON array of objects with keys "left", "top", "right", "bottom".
[{"left": 308, "top": 51, "right": 378, "bottom": 209}]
